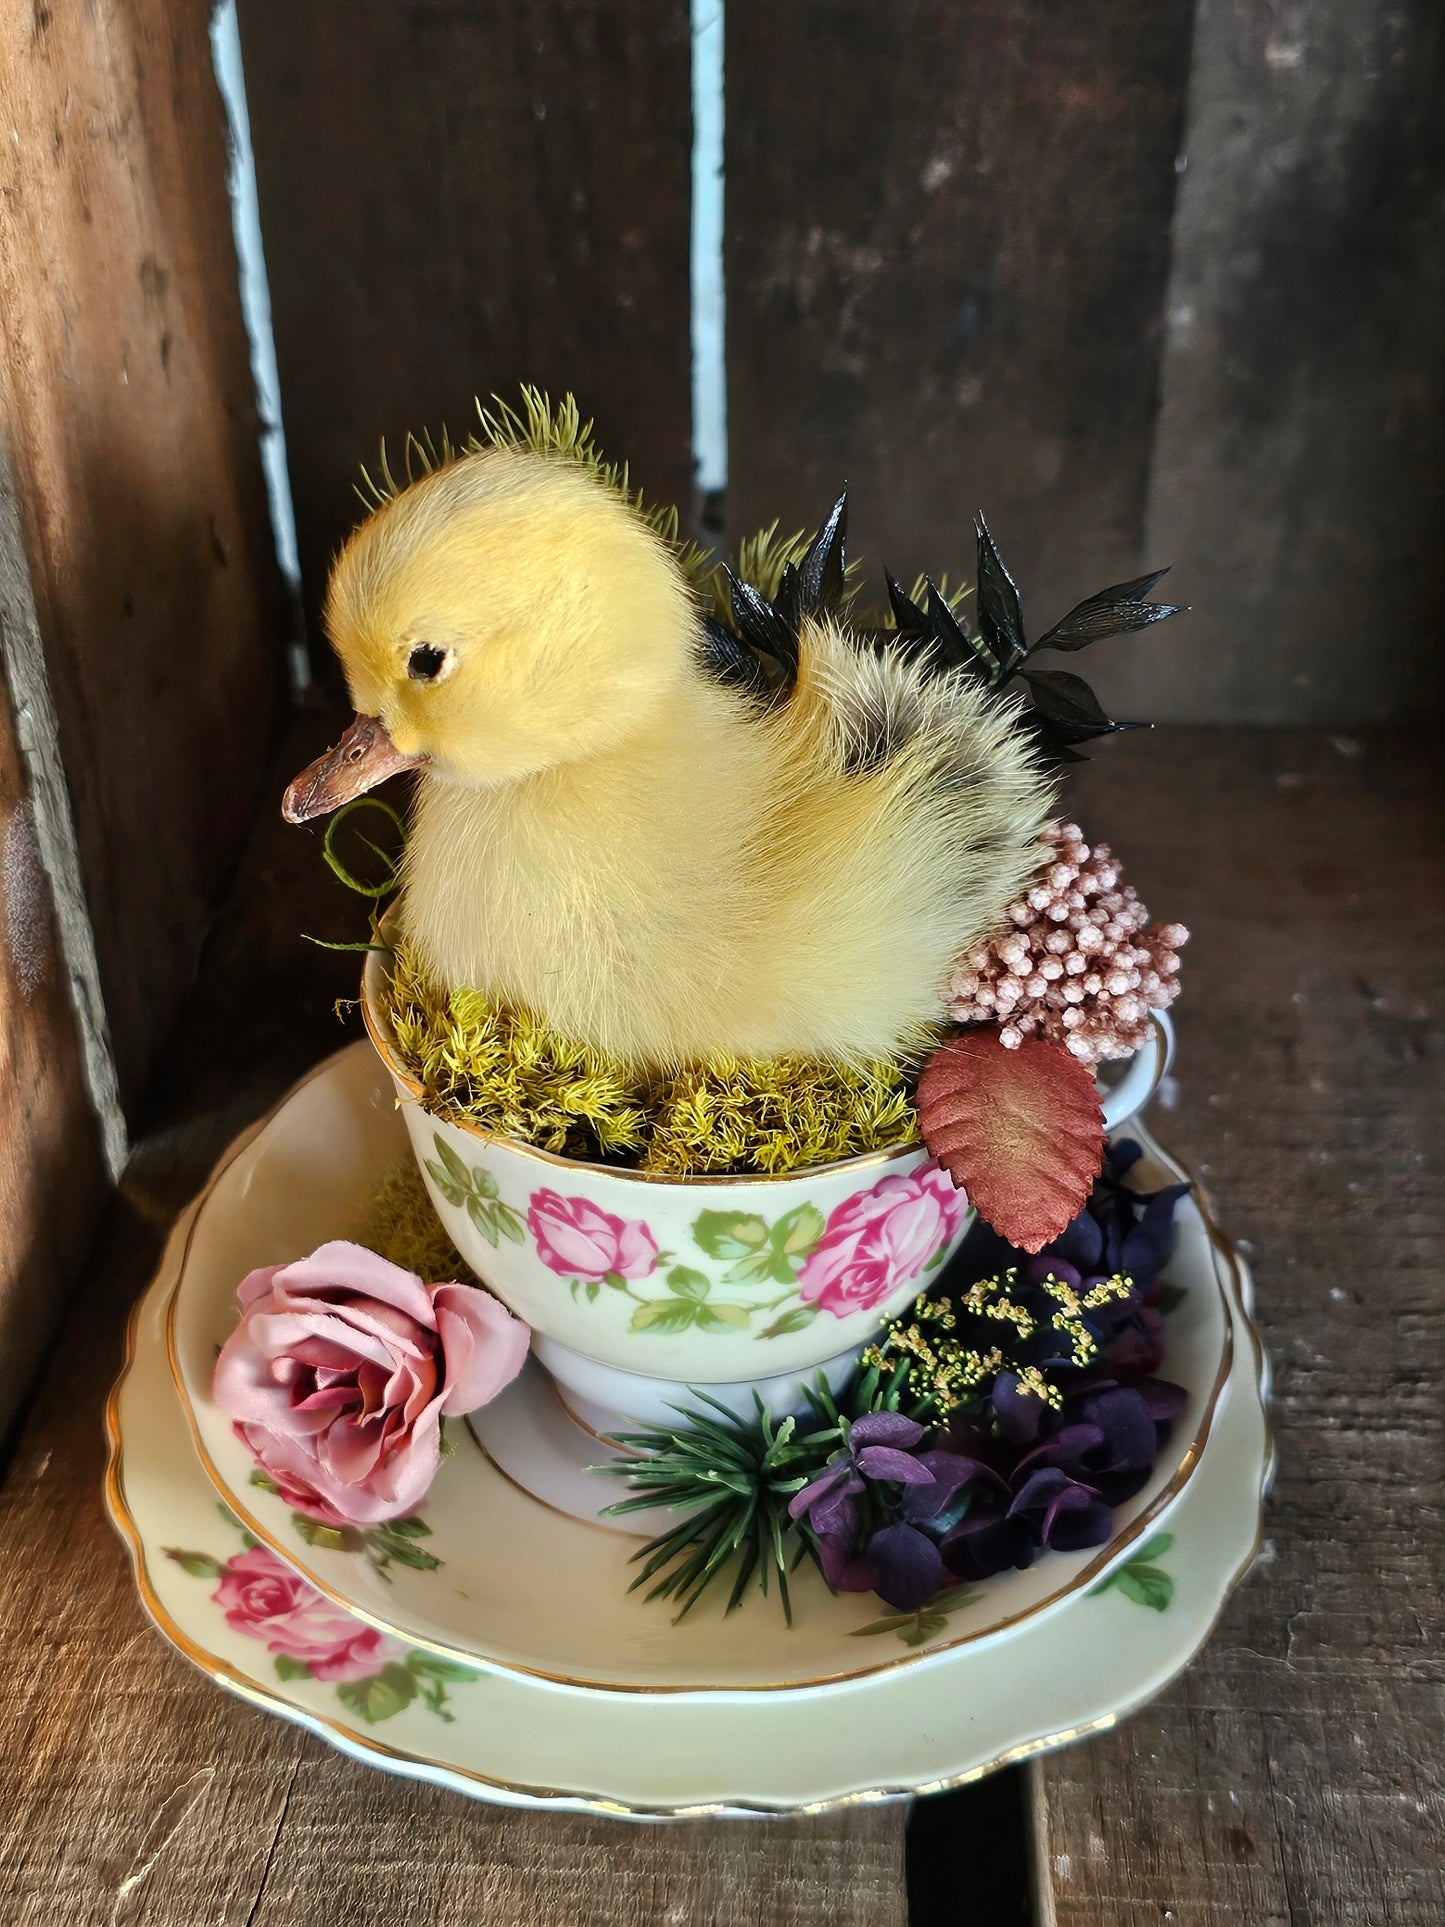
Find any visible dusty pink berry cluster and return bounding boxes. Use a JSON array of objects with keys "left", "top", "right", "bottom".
[{"left": 946, "top": 821, "right": 1187, "bottom": 1064}]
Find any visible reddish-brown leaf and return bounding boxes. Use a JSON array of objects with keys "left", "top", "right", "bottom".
[{"left": 916, "top": 1030, "right": 1104, "bottom": 1253}]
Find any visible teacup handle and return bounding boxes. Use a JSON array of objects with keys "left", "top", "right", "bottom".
[{"left": 1098, "top": 1010, "right": 1175, "bottom": 1132}]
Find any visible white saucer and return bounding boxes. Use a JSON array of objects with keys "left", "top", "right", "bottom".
[
  {"left": 164, "top": 1044, "right": 1236, "bottom": 1694},
  {"left": 105, "top": 1048, "right": 1272, "bottom": 1815}
]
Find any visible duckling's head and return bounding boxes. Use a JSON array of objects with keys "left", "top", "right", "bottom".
[{"left": 283, "top": 448, "right": 696, "bottom": 820}]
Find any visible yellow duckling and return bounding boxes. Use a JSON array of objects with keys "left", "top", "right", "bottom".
[{"left": 284, "top": 421, "right": 1053, "bottom": 1070}]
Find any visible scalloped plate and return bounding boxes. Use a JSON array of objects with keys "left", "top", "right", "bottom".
[{"left": 107, "top": 1129, "right": 1270, "bottom": 1815}]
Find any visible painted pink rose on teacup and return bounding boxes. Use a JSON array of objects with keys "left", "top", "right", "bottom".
[
  {"left": 212, "top": 1240, "right": 530, "bottom": 1526},
  {"left": 213, "top": 1542, "right": 405, "bottom": 1682},
  {"left": 527, "top": 1189, "right": 660, "bottom": 1285},
  {"left": 797, "top": 1165, "right": 968, "bottom": 1317}
]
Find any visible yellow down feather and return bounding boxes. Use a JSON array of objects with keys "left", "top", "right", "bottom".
[{"left": 322, "top": 412, "right": 1053, "bottom": 1071}]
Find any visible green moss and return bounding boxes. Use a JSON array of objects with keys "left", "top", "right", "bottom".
[
  {"left": 361, "top": 1159, "right": 475, "bottom": 1284},
  {"left": 380, "top": 943, "right": 920, "bottom": 1177},
  {"left": 386, "top": 945, "right": 652, "bottom": 1160},
  {"left": 644, "top": 1055, "right": 916, "bottom": 1176}
]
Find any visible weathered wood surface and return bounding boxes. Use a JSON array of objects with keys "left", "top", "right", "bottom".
[
  {"left": 236, "top": 0, "right": 695, "bottom": 633},
  {"left": 0, "top": 710, "right": 908, "bottom": 1926},
  {"left": 1104, "top": 0, "right": 1445, "bottom": 726},
  {"left": 725, "top": 1, "right": 1196, "bottom": 638},
  {"left": 1034, "top": 730, "right": 1445, "bottom": 1924},
  {"left": 0, "top": 657, "right": 103, "bottom": 1440},
  {"left": 0, "top": 0, "right": 289, "bottom": 1114}
]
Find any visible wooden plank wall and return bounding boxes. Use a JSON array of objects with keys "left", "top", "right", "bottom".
[
  {"left": 0, "top": 1, "right": 288, "bottom": 1436},
  {"left": 238, "top": 2, "right": 1441, "bottom": 726},
  {"left": 727, "top": 0, "right": 1442, "bottom": 726},
  {"left": 0, "top": 638, "right": 103, "bottom": 1439},
  {"left": 0, "top": 0, "right": 288, "bottom": 1118},
  {"left": 236, "top": 0, "right": 694, "bottom": 645},
  {"left": 1119, "top": 0, "right": 1445, "bottom": 724},
  {"left": 727, "top": 1, "right": 1196, "bottom": 652}
]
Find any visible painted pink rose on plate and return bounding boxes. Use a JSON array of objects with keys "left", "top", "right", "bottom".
[
  {"left": 212, "top": 1240, "right": 530, "bottom": 1526},
  {"left": 527, "top": 1189, "right": 660, "bottom": 1284},
  {"left": 213, "top": 1543, "right": 404, "bottom": 1682},
  {"left": 797, "top": 1164, "right": 968, "bottom": 1318}
]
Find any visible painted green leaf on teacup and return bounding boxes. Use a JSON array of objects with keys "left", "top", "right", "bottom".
[
  {"left": 691, "top": 1210, "right": 771, "bottom": 1262},
  {"left": 290, "top": 1513, "right": 360, "bottom": 1554},
  {"left": 406, "top": 1652, "right": 480, "bottom": 1683},
  {"left": 726, "top": 1250, "right": 785, "bottom": 1287},
  {"left": 364, "top": 1517, "right": 442, "bottom": 1575},
  {"left": 274, "top": 1653, "right": 312, "bottom": 1681},
  {"left": 425, "top": 1135, "right": 473, "bottom": 1207},
  {"left": 666, "top": 1265, "right": 712, "bottom": 1301},
  {"left": 694, "top": 1302, "right": 751, "bottom": 1330},
  {"left": 465, "top": 1194, "right": 526, "bottom": 1247},
  {"left": 385, "top": 1516, "right": 434, "bottom": 1540},
  {"left": 758, "top": 1303, "right": 818, "bottom": 1340},
  {"left": 425, "top": 1163, "right": 465, "bottom": 1208},
  {"left": 629, "top": 1298, "right": 701, "bottom": 1335},
  {"left": 494, "top": 1201, "right": 526, "bottom": 1243},
  {"left": 774, "top": 1202, "right": 826, "bottom": 1257},
  {"left": 851, "top": 1585, "right": 980, "bottom": 1646},
  {"left": 693, "top": 1203, "right": 828, "bottom": 1287},
  {"left": 1112, "top": 1564, "right": 1172, "bottom": 1610},
  {"left": 405, "top": 1650, "right": 482, "bottom": 1721}
]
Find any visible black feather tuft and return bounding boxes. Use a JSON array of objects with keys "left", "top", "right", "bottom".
[
  {"left": 770, "top": 560, "right": 803, "bottom": 642},
  {"left": 923, "top": 582, "right": 993, "bottom": 682}
]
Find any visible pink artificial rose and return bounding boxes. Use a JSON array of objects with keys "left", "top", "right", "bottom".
[
  {"left": 797, "top": 1165, "right": 968, "bottom": 1318},
  {"left": 212, "top": 1240, "right": 530, "bottom": 1526},
  {"left": 213, "top": 1543, "right": 405, "bottom": 1682},
  {"left": 526, "top": 1188, "right": 659, "bottom": 1283}
]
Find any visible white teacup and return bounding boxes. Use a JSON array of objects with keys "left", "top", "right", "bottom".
[{"left": 362, "top": 950, "right": 1173, "bottom": 1426}]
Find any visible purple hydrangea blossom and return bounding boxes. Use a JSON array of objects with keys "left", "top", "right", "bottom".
[
  {"left": 789, "top": 1413, "right": 952, "bottom": 1610},
  {"left": 1050, "top": 1138, "right": 1190, "bottom": 1284},
  {"left": 790, "top": 1146, "right": 1193, "bottom": 1610}
]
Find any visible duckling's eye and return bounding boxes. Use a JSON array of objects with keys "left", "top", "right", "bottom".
[{"left": 407, "top": 643, "right": 450, "bottom": 683}]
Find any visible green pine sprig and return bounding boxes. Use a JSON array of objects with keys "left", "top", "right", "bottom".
[
  {"left": 596, "top": 1392, "right": 845, "bottom": 1625},
  {"left": 594, "top": 1356, "right": 946, "bottom": 1625}
]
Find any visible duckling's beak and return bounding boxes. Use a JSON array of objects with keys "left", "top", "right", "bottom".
[{"left": 281, "top": 714, "right": 425, "bottom": 823}]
